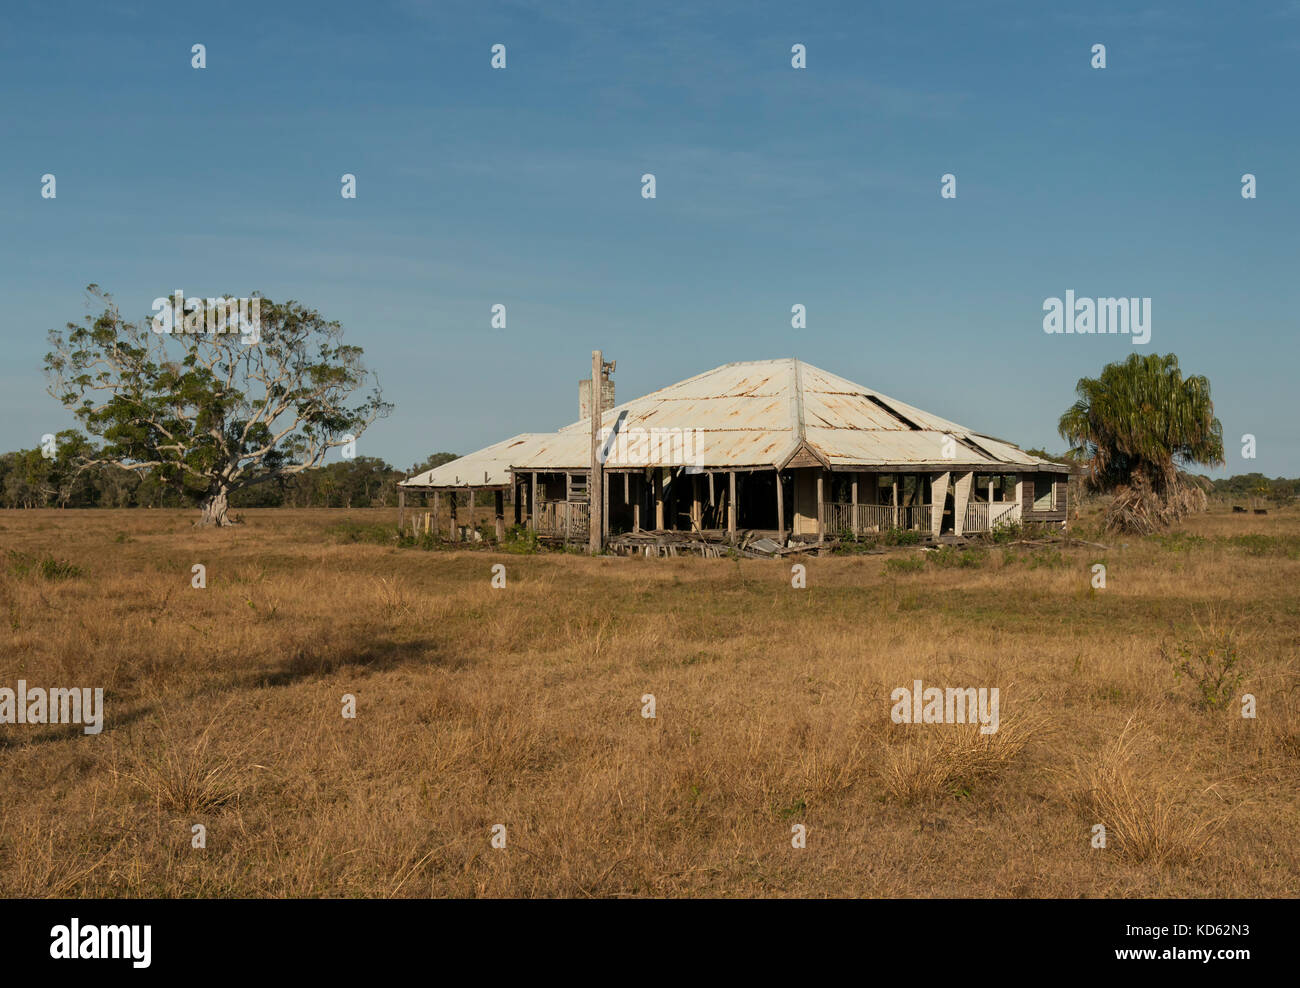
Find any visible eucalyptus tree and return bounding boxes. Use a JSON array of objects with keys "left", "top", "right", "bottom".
[{"left": 45, "top": 286, "right": 391, "bottom": 526}]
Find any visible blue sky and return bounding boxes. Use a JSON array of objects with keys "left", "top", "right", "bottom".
[{"left": 2, "top": 0, "right": 1296, "bottom": 475}]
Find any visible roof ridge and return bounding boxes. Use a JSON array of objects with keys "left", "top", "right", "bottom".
[{"left": 789, "top": 357, "right": 806, "bottom": 442}]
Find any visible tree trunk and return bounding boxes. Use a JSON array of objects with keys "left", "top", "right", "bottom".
[{"left": 198, "top": 491, "right": 236, "bottom": 527}]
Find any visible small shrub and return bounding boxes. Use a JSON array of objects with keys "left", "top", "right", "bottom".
[
  {"left": 39, "top": 556, "right": 82, "bottom": 580},
  {"left": 885, "top": 556, "right": 925, "bottom": 574},
  {"left": 1163, "top": 618, "right": 1246, "bottom": 711},
  {"left": 502, "top": 524, "right": 539, "bottom": 554},
  {"left": 881, "top": 528, "right": 922, "bottom": 546},
  {"left": 988, "top": 522, "right": 1024, "bottom": 544},
  {"left": 928, "top": 546, "right": 987, "bottom": 569},
  {"left": 831, "top": 537, "right": 879, "bottom": 555},
  {"left": 1151, "top": 531, "right": 1207, "bottom": 552},
  {"left": 774, "top": 797, "right": 807, "bottom": 820},
  {"left": 6, "top": 550, "right": 82, "bottom": 581}
]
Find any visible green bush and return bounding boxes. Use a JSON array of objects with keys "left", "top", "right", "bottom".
[
  {"left": 1151, "top": 532, "right": 1207, "bottom": 552},
  {"left": 988, "top": 522, "right": 1024, "bottom": 544},
  {"left": 928, "top": 546, "right": 987, "bottom": 569},
  {"left": 881, "top": 528, "right": 922, "bottom": 546},
  {"left": 1165, "top": 629, "right": 1245, "bottom": 711},
  {"left": 502, "top": 524, "right": 539, "bottom": 554},
  {"left": 7, "top": 550, "right": 82, "bottom": 581},
  {"left": 884, "top": 555, "right": 925, "bottom": 574},
  {"left": 831, "top": 537, "right": 879, "bottom": 556}
]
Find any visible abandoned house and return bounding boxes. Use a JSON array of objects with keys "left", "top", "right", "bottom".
[{"left": 398, "top": 358, "right": 1069, "bottom": 548}]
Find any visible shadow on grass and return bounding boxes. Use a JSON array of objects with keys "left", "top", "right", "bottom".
[
  {"left": 0, "top": 700, "right": 156, "bottom": 749},
  {"left": 239, "top": 634, "right": 458, "bottom": 689}
]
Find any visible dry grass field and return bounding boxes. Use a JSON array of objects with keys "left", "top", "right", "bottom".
[{"left": 0, "top": 505, "right": 1297, "bottom": 898}]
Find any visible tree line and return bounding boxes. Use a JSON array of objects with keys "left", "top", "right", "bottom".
[
  {"left": 3, "top": 435, "right": 1294, "bottom": 512},
  {"left": 1208, "top": 472, "right": 1298, "bottom": 502},
  {"left": 0, "top": 438, "right": 459, "bottom": 510}
]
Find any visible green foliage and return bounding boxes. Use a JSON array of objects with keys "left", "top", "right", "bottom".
[
  {"left": 774, "top": 797, "right": 807, "bottom": 819},
  {"left": 0, "top": 447, "right": 473, "bottom": 511},
  {"left": 830, "top": 536, "right": 878, "bottom": 555},
  {"left": 0, "top": 431, "right": 107, "bottom": 508},
  {"left": 1150, "top": 532, "right": 1208, "bottom": 552},
  {"left": 408, "top": 452, "right": 459, "bottom": 475},
  {"left": 987, "top": 522, "right": 1024, "bottom": 544},
  {"left": 881, "top": 528, "right": 922, "bottom": 546},
  {"left": 928, "top": 546, "right": 987, "bottom": 568},
  {"left": 1059, "top": 352, "right": 1224, "bottom": 492},
  {"left": 884, "top": 555, "right": 925, "bottom": 574},
  {"left": 825, "top": 526, "right": 924, "bottom": 549},
  {"left": 42, "top": 286, "right": 392, "bottom": 523},
  {"left": 7, "top": 550, "right": 82, "bottom": 581},
  {"left": 1059, "top": 353, "right": 1223, "bottom": 533},
  {"left": 1021, "top": 447, "right": 1068, "bottom": 462},
  {"left": 502, "top": 524, "right": 540, "bottom": 554},
  {"left": 1211, "top": 472, "right": 1297, "bottom": 502},
  {"left": 1165, "top": 629, "right": 1245, "bottom": 711}
]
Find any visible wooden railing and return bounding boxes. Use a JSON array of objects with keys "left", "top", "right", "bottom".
[
  {"left": 820, "top": 502, "right": 933, "bottom": 535},
  {"left": 534, "top": 500, "right": 590, "bottom": 540},
  {"left": 989, "top": 502, "right": 1020, "bottom": 529},
  {"left": 962, "top": 501, "right": 1020, "bottom": 532},
  {"left": 821, "top": 500, "right": 1020, "bottom": 536},
  {"left": 821, "top": 502, "right": 854, "bottom": 534}
]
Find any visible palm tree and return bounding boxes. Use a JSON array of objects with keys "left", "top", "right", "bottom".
[{"left": 1058, "top": 353, "right": 1224, "bottom": 533}]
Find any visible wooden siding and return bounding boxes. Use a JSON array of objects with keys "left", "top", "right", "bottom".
[
  {"left": 1020, "top": 472, "right": 1068, "bottom": 524},
  {"left": 785, "top": 444, "right": 824, "bottom": 469}
]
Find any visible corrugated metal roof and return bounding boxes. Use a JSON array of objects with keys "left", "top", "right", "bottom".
[
  {"left": 399, "top": 434, "right": 551, "bottom": 488},
  {"left": 410, "top": 360, "right": 1060, "bottom": 484},
  {"left": 512, "top": 359, "right": 1056, "bottom": 471}
]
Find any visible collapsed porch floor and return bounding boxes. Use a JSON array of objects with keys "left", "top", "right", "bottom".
[{"left": 598, "top": 528, "right": 984, "bottom": 557}]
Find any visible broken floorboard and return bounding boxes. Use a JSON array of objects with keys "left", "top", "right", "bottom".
[
  {"left": 607, "top": 530, "right": 854, "bottom": 558},
  {"left": 592, "top": 528, "right": 1105, "bottom": 558}
]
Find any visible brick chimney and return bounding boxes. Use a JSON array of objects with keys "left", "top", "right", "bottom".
[{"left": 579, "top": 366, "right": 615, "bottom": 420}]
